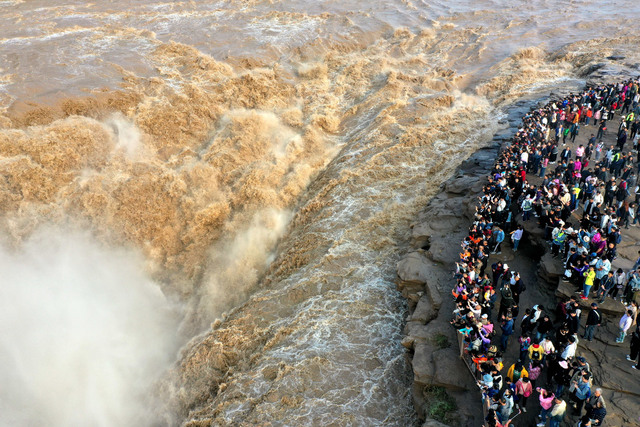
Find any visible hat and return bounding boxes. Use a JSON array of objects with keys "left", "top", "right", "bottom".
[
  {"left": 503, "top": 264, "right": 509, "bottom": 270},
  {"left": 559, "top": 361, "right": 569, "bottom": 369},
  {"left": 591, "top": 303, "right": 598, "bottom": 307},
  {"left": 482, "top": 314, "right": 488, "bottom": 319},
  {"left": 577, "top": 356, "right": 586, "bottom": 363}
]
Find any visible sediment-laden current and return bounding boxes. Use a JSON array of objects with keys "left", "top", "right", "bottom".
[{"left": 1, "top": 1, "right": 640, "bottom": 425}]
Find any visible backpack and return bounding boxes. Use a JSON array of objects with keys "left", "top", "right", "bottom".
[
  {"left": 513, "top": 369, "right": 522, "bottom": 382},
  {"left": 531, "top": 348, "right": 541, "bottom": 360}
]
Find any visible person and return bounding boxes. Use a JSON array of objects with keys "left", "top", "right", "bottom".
[
  {"left": 539, "top": 156, "right": 549, "bottom": 178},
  {"left": 608, "top": 268, "right": 626, "bottom": 300},
  {"left": 501, "top": 314, "right": 515, "bottom": 351},
  {"left": 498, "top": 285, "right": 516, "bottom": 319},
  {"left": 548, "top": 397, "right": 567, "bottom": 427},
  {"left": 540, "top": 336, "right": 556, "bottom": 358},
  {"left": 528, "top": 359, "right": 542, "bottom": 388},
  {"left": 585, "top": 388, "right": 606, "bottom": 426},
  {"left": 551, "top": 222, "right": 567, "bottom": 257},
  {"left": 627, "top": 273, "right": 640, "bottom": 304},
  {"left": 522, "top": 195, "right": 534, "bottom": 221},
  {"left": 595, "top": 139, "right": 604, "bottom": 161},
  {"left": 583, "top": 303, "right": 601, "bottom": 342},
  {"left": 554, "top": 359, "right": 571, "bottom": 396},
  {"left": 596, "top": 121, "right": 606, "bottom": 140},
  {"left": 596, "top": 271, "right": 615, "bottom": 304},
  {"left": 518, "top": 332, "right": 532, "bottom": 362},
  {"left": 616, "top": 309, "right": 634, "bottom": 343},
  {"left": 536, "top": 315, "right": 554, "bottom": 342},
  {"left": 515, "top": 376, "right": 532, "bottom": 412},
  {"left": 506, "top": 360, "right": 528, "bottom": 383},
  {"left": 536, "top": 387, "right": 555, "bottom": 426},
  {"left": 492, "top": 387, "right": 515, "bottom": 424},
  {"left": 510, "top": 273, "right": 525, "bottom": 306},
  {"left": 582, "top": 266, "right": 596, "bottom": 299},
  {"left": 570, "top": 372, "right": 592, "bottom": 415},
  {"left": 561, "top": 335, "right": 577, "bottom": 360},
  {"left": 529, "top": 340, "right": 544, "bottom": 363},
  {"left": 576, "top": 415, "right": 592, "bottom": 426},
  {"left": 629, "top": 324, "right": 640, "bottom": 369},
  {"left": 483, "top": 408, "right": 518, "bottom": 427},
  {"left": 510, "top": 225, "right": 523, "bottom": 251},
  {"left": 566, "top": 310, "right": 580, "bottom": 336}
]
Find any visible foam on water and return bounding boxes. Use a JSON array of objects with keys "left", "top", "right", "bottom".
[{"left": 0, "top": 227, "right": 180, "bottom": 426}]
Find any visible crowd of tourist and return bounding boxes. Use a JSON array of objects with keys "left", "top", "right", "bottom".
[{"left": 448, "top": 80, "right": 640, "bottom": 426}]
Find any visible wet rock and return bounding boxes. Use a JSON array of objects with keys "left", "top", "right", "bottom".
[
  {"left": 432, "top": 348, "right": 471, "bottom": 391},
  {"left": 405, "top": 320, "right": 431, "bottom": 342},
  {"left": 578, "top": 62, "right": 606, "bottom": 77},
  {"left": 555, "top": 279, "right": 625, "bottom": 316},
  {"left": 426, "top": 239, "right": 456, "bottom": 264},
  {"left": 425, "top": 279, "right": 444, "bottom": 311},
  {"left": 410, "top": 294, "right": 437, "bottom": 324},
  {"left": 411, "top": 222, "right": 433, "bottom": 249},
  {"left": 444, "top": 175, "right": 483, "bottom": 195},
  {"left": 538, "top": 252, "right": 564, "bottom": 283},
  {"left": 463, "top": 197, "right": 479, "bottom": 221},
  {"left": 413, "top": 342, "right": 437, "bottom": 385},
  {"left": 397, "top": 251, "right": 432, "bottom": 285},
  {"left": 422, "top": 213, "right": 464, "bottom": 232},
  {"left": 402, "top": 336, "right": 415, "bottom": 349},
  {"left": 422, "top": 419, "right": 450, "bottom": 427}
]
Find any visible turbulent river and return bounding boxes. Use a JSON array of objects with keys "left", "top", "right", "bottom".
[{"left": 1, "top": 1, "right": 640, "bottom": 425}]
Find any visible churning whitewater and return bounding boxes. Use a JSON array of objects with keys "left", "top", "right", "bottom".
[{"left": 1, "top": 0, "right": 640, "bottom": 425}]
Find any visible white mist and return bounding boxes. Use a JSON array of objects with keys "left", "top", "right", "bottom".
[{"left": 0, "top": 228, "right": 180, "bottom": 426}]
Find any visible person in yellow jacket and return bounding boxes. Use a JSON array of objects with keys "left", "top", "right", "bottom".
[
  {"left": 626, "top": 111, "right": 635, "bottom": 128},
  {"left": 582, "top": 266, "right": 596, "bottom": 300},
  {"left": 506, "top": 361, "right": 528, "bottom": 383}
]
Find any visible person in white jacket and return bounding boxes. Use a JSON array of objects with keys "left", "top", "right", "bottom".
[
  {"left": 548, "top": 397, "right": 566, "bottom": 427},
  {"left": 617, "top": 310, "right": 635, "bottom": 343}
]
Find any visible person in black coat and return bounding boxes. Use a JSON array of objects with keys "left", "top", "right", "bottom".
[
  {"left": 628, "top": 325, "right": 640, "bottom": 368},
  {"left": 566, "top": 310, "right": 580, "bottom": 336},
  {"left": 583, "top": 303, "right": 602, "bottom": 342}
]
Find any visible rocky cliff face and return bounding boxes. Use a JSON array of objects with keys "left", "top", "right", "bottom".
[{"left": 396, "top": 145, "right": 501, "bottom": 427}]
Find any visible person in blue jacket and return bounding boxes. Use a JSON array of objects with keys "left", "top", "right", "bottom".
[{"left": 500, "top": 314, "right": 514, "bottom": 351}]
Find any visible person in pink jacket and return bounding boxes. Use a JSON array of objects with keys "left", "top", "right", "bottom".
[
  {"left": 536, "top": 387, "right": 555, "bottom": 426},
  {"left": 515, "top": 376, "right": 533, "bottom": 412}
]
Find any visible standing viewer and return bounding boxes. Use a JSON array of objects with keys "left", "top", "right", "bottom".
[
  {"left": 583, "top": 303, "right": 602, "bottom": 342},
  {"left": 510, "top": 225, "right": 524, "bottom": 251},
  {"left": 629, "top": 325, "right": 640, "bottom": 369},
  {"left": 536, "top": 387, "right": 555, "bottom": 426},
  {"left": 616, "top": 309, "right": 634, "bottom": 343},
  {"left": 501, "top": 314, "right": 515, "bottom": 351},
  {"left": 548, "top": 397, "right": 567, "bottom": 427},
  {"left": 515, "top": 376, "right": 532, "bottom": 412}
]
